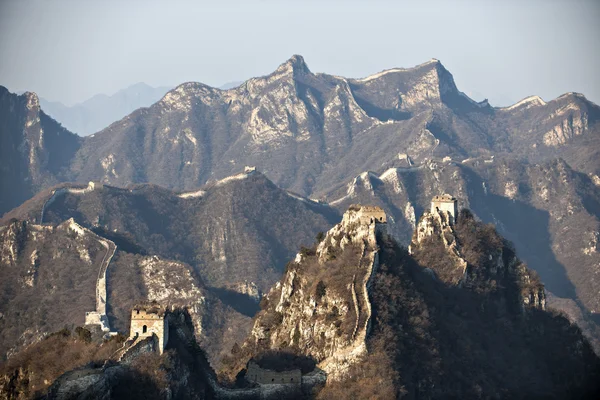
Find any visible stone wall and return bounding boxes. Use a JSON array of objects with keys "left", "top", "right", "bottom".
[
  {"left": 129, "top": 309, "right": 169, "bottom": 354},
  {"left": 246, "top": 362, "right": 301, "bottom": 385},
  {"left": 431, "top": 195, "right": 458, "bottom": 225},
  {"left": 348, "top": 204, "right": 387, "bottom": 225}
]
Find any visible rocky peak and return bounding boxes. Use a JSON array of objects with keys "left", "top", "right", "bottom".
[
  {"left": 235, "top": 205, "right": 385, "bottom": 380},
  {"left": 274, "top": 54, "right": 311, "bottom": 76},
  {"left": 409, "top": 209, "right": 467, "bottom": 284},
  {"left": 23, "top": 92, "right": 40, "bottom": 111},
  {"left": 430, "top": 59, "right": 458, "bottom": 95},
  {"left": 410, "top": 209, "right": 546, "bottom": 312}
]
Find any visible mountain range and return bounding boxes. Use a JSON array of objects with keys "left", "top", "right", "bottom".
[{"left": 1, "top": 54, "right": 600, "bottom": 389}]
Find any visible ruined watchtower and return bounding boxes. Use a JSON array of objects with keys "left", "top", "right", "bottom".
[
  {"left": 349, "top": 204, "right": 387, "bottom": 225},
  {"left": 129, "top": 304, "right": 169, "bottom": 354},
  {"left": 431, "top": 194, "right": 458, "bottom": 225}
]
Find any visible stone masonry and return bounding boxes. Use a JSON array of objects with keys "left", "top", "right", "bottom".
[
  {"left": 431, "top": 194, "right": 458, "bottom": 225},
  {"left": 129, "top": 305, "right": 169, "bottom": 354}
]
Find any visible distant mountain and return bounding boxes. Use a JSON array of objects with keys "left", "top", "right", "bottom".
[
  {"left": 218, "top": 81, "right": 244, "bottom": 90},
  {"left": 62, "top": 56, "right": 600, "bottom": 195},
  {"left": 39, "top": 83, "right": 172, "bottom": 136}
]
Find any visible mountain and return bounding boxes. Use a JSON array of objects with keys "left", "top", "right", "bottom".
[
  {"left": 65, "top": 55, "right": 600, "bottom": 194},
  {"left": 39, "top": 83, "right": 172, "bottom": 136},
  {"left": 1, "top": 170, "right": 339, "bottom": 295},
  {"left": 323, "top": 158, "right": 600, "bottom": 351},
  {"left": 0, "top": 218, "right": 251, "bottom": 367},
  {"left": 2, "top": 56, "right": 599, "bottom": 212},
  {"left": 0, "top": 87, "right": 81, "bottom": 215},
  {"left": 219, "top": 81, "right": 244, "bottom": 90},
  {"left": 221, "top": 206, "right": 600, "bottom": 398}
]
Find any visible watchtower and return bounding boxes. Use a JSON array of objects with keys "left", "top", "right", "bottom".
[
  {"left": 431, "top": 194, "right": 458, "bottom": 225},
  {"left": 129, "top": 305, "right": 169, "bottom": 354},
  {"left": 349, "top": 204, "right": 387, "bottom": 225}
]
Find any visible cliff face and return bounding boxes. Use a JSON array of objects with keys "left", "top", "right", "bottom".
[
  {"left": 247, "top": 206, "right": 384, "bottom": 379},
  {"left": 0, "top": 87, "right": 81, "bottom": 215}
]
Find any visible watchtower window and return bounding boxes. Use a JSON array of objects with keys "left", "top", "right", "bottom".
[
  {"left": 136, "top": 310, "right": 139, "bottom": 314},
  {"left": 143, "top": 325, "right": 147, "bottom": 333}
]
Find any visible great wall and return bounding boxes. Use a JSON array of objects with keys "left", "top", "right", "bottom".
[{"left": 36, "top": 181, "right": 117, "bottom": 333}]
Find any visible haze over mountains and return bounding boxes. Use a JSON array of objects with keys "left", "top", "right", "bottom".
[
  {"left": 1, "top": 54, "right": 600, "bottom": 397},
  {"left": 38, "top": 83, "right": 172, "bottom": 136},
  {"left": 34, "top": 81, "right": 246, "bottom": 137}
]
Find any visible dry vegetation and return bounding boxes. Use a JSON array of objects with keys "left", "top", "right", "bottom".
[{"left": 0, "top": 327, "right": 125, "bottom": 399}]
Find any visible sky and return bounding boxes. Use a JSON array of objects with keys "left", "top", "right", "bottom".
[{"left": 0, "top": 0, "right": 598, "bottom": 107}]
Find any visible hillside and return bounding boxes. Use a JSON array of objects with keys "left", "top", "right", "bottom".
[
  {"left": 223, "top": 206, "right": 600, "bottom": 399},
  {"left": 0, "top": 87, "right": 81, "bottom": 215},
  {"left": 322, "top": 157, "right": 600, "bottom": 351},
  {"left": 1, "top": 170, "right": 339, "bottom": 295},
  {"left": 0, "top": 218, "right": 250, "bottom": 367}
]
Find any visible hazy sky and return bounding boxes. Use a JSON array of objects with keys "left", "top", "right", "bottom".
[{"left": 0, "top": 0, "right": 598, "bottom": 106}]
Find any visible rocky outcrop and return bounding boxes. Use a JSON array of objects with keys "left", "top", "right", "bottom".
[
  {"left": 409, "top": 209, "right": 467, "bottom": 285},
  {"left": 0, "top": 87, "right": 81, "bottom": 215},
  {"left": 410, "top": 209, "right": 546, "bottom": 313},
  {"left": 244, "top": 205, "right": 386, "bottom": 380}
]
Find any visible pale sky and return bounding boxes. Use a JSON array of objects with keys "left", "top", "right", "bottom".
[{"left": 0, "top": 0, "right": 598, "bottom": 106}]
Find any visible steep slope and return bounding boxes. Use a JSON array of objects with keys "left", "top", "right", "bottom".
[
  {"left": 323, "top": 158, "right": 600, "bottom": 350},
  {"left": 224, "top": 206, "right": 600, "bottom": 398},
  {"left": 0, "top": 87, "right": 81, "bottom": 215},
  {"left": 220, "top": 205, "right": 386, "bottom": 381},
  {"left": 0, "top": 218, "right": 249, "bottom": 366},
  {"left": 39, "top": 83, "right": 172, "bottom": 136}
]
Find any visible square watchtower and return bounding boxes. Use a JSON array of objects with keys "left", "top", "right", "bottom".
[
  {"left": 431, "top": 194, "right": 458, "bottom": 225},
  {"left": 129, "top": 305, "right": 169, "bottom": 354}
]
